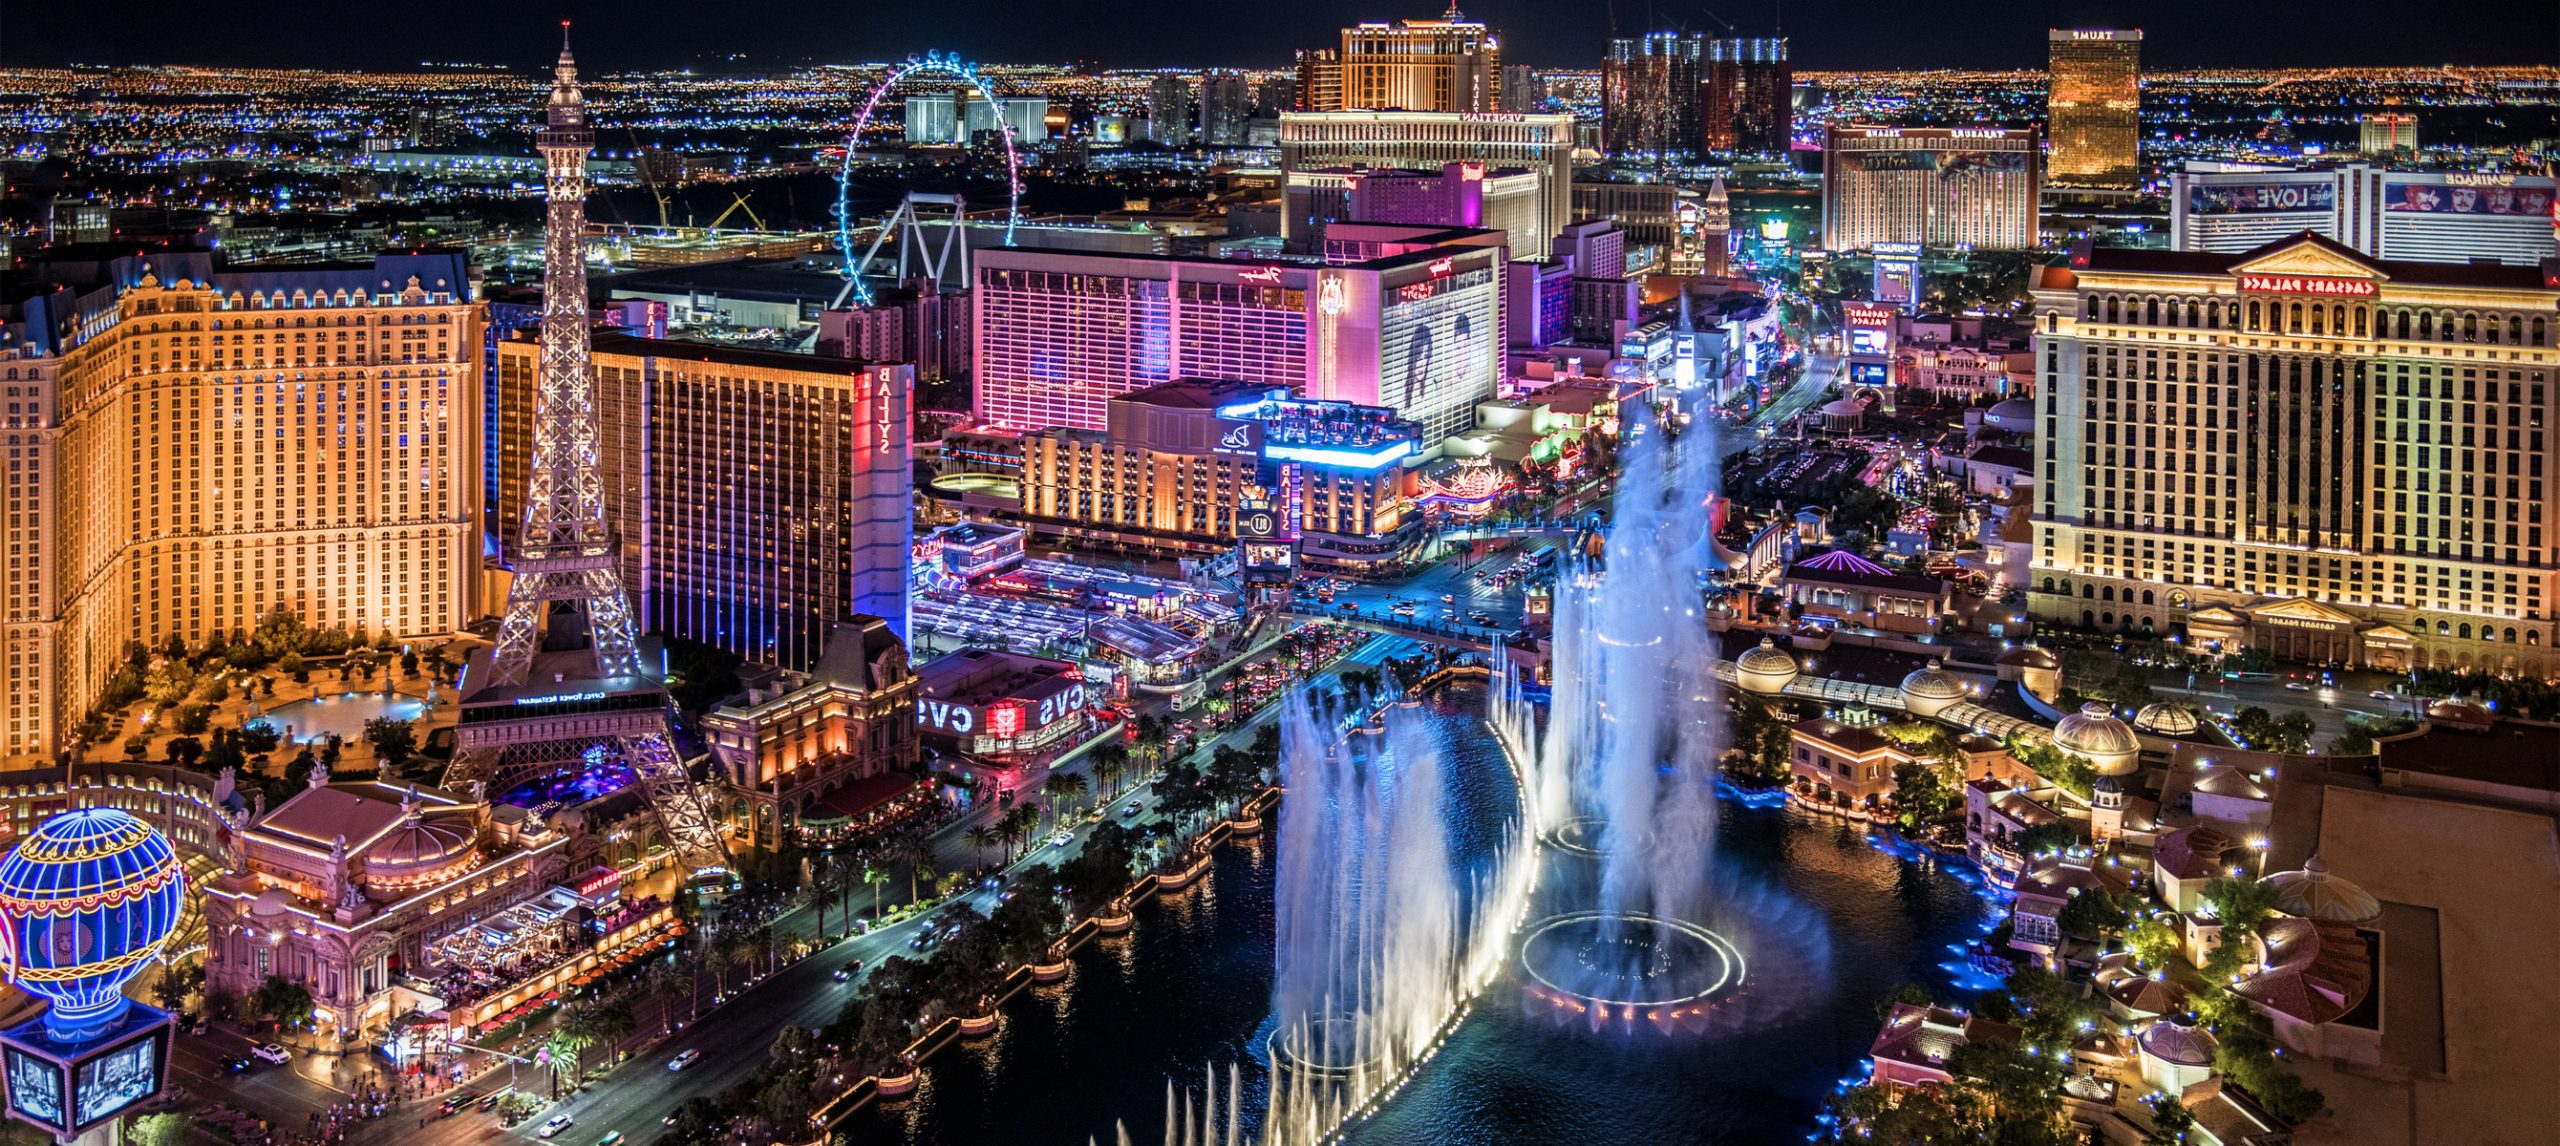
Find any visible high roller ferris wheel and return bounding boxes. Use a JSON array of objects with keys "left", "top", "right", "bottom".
[{"left": 833, "top": 50, "right": 1024, "bottom": 308}]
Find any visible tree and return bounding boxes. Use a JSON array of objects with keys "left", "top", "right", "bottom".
[
  {"left": 2141, "top": 1092, "right": 2196, "bottom": 1146},
  {"left": 2012, "top": 820, "right": 2080, "bottom": 859},
  {"left": 170, "top": 704, "right": 213, "bottom": 735},
  {"left": 1875, "top": 981, "right": 1936, "bottom": 1021},
  {"left": 1090, "top": 744, "right": 1129, "bottom": 801},
  {"left": 163, "top": 736, "right": 205, "bottom": 770},
  {"left": 253, "top": 975, "right": 313, "bottom": 1031},
  {"left": 801, "top": 872, "right": 836, "bottom": 941},
  {"left": 496, "top": 1092, "right": 543, "bottom": 1126},
  {"left": 2057, "top": 886, "right": 2129, "bottom": 939},
  {"left": 401, "top": 649, "right": 420, "bottom": 677},
  {"left": 2200, "top": 876, "right": 2283, "bottom": 981},
  {"left": 149, "top": 960, "right": 204, "bottom": 1015},
  {"left": 2126, "top": 917, "right": 2181, "bottom": 971},
  {"left": 278, "top": 652, "right": 308, "bottom": 684},
  {"left": 965, "top": 824, "right": 1001, "bottom": 869},
  {"left": 363, "top": 717, "right": 417, "bottom": 770},
  {"left": 126, "top": 1114, "right": 195, "bottom": 1146}
]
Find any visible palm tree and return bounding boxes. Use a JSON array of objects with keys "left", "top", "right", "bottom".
[
  {"left": 894, "top": 831, "right": 932, "bottom": 904},
  {"left": 1092, "top": 745, "right": 1129, "bottom": 803},
  {"left": 1004, "top": 803, "right": 1041, "bottom": 859},
  {"left": 863, "top": 861, "right": 892, "bottom": 922},
  {"left": 705, "top": 938, "right": 738, "bottom": 999},
  {"left": 965, "top": 824, "right": 1001, "bottom": 869},
  {"left": 801, "top": 870, "right": 835, "bottom": 941}
]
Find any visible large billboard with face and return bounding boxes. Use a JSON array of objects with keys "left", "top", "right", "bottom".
[
  {"left": 2186, "top": 181, "right": 2336, "bottom": 215},
  {"left": 2382, "top": 178, "right": 2554, "bottom": 218}
]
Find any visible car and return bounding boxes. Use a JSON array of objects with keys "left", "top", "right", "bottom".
[
  {"left": 667, "top": 1049, "right": 700, "bottom": 1071},
  {"left": 440, "top": 1095, "right": 475, "bottom": 1116},
  {"left": 598, "top": 1133, "right": 625, "bottom": 1146},
  {"left": 2283, "top": 681, "right": 2311, "bottom": 691},
  {"left": 831, "top": 966, "right": 851, "bottom": 982},
  {"left": 251, "top": 1043, "right": 290, "bottom": 1065},
  {"left": 1049, "top": 830, "right": 1074, "bottom": 849},
  {"left": 480, "top": 1093, "right": 505, "bottom": 1112},
  {"left": 538, "top": 1116, "right": 574, "bottom": 1139},
  {"left": 1439, "top": 594, "right": 1455, "bottom": 603},
  {"left": 1120, "top": 801, "right": 1142, "bottom": 818},
  {"left": 2368, "top": 689, "right": 2395, "bottom": 699},
  {"left": 220, "top": 1056, "right": 251, "bottom": 1073}
]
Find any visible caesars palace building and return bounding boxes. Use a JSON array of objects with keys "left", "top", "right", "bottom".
[{"left": 2028, "top": 232, "right": 2560, "bottom": 676}]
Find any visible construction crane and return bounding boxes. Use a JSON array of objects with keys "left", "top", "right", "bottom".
[
  {"left": 627, "top": 126, "right": 673, "bottom": 231},
  {"left": 703, "top": 192, "right": 765, "bottom": 233}
]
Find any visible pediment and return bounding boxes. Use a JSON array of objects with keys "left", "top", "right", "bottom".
[
  {"left": 2248, "top": 598, "right": 2361, "bottom": 625},
  {"left": 2231, "top": 238, "right": 2385, "bottom": 283}
]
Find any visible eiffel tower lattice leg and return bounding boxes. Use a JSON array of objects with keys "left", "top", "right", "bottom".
[{"left": 622, "top": 730, "right": 729, "bottom": 875}]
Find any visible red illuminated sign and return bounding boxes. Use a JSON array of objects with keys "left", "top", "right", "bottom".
[
  {"left": 1844, "top": 304, "right": 1897, "bottom": 328},
  {"left": 577, "top": 868, "right": 623, "bottom": 897},
  {"left": 2238, "top": 274, "right": 2377, "bottom": 298},
  {"left": 986, "top": 702, "right": 1024, "bottom": 740},
  {"left": 1428, "top": 257, "right": 1454, "bottom": 278}
]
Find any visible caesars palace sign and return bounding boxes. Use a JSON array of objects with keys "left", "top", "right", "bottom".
[{"left": 2237, "top": 273, "right": 2378, "bottom": 298}]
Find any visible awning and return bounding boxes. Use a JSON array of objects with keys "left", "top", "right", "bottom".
[{"left": 808, "top": 772, "right": 929, "bottom": 822}]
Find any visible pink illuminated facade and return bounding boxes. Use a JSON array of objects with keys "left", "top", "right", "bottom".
[{"left": 972, "top": 224, "right": 1509, "bottom": 440}]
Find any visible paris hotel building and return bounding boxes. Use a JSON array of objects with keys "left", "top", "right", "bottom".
[
  {"left": 0, "top": 251, "right": 482, "bottom": 761},
  {"left": 2028, "top": 232, "right": 2560, "bottom": 676}
]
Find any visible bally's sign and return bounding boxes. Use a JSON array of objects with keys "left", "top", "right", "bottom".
[{"left": 2237, "top": 273, "right": 2376, "bottom": 298}]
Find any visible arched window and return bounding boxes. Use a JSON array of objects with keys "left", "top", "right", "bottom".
[
  {"left": 2288, "top": 303, "right": 2304, "bottom": 333},
  {"left": 2248, "top": 300, "right": 2263, "bottom": 330},
  {"left": 2141, "top": 589, "right": 2156, "bottom": 605},
  {"left": 2509, "top": 317, "right": 2524, "bottom": 345},
  {"left": 2046, "top": 312, "right": 2058, "bottom": 333},
  {"left": 2332, "top": 304, "right": 2346, "bottom": 334},
  {"left": 2354, "top": 307, "right": 2367, "bottom": 338},
  {"left": 2395, "top": 310, "right": 2409, "bottom": 339},
  {"left": 2419, "top": 312, "right": 2434, "bottom": 340},
  {"left": 2185, "top": 300, "right": 2201, "bottom": 327},
  {"left": 2535, "top": 317, "right": 2549, "bottom": 347},
  {"left": 2460, "top": 623, "right": 2473, "bottom": 640},
  {"left": 2437, "top": 620, "right": 2451, "bottom": 635},
  {"left": 2310, "top": 305, "right": 2325, "bottom": 336},
  {"left": 2082, "top": 584, "right": 2096, "bottom": 599},
  {"left": 2529, "top": 631, "right": 2541, "bottom": 647},
  {"left": 2506, "top": 627, "right": 2518, "bottom": 644},
  {"left": 2106, "top": 297, "right": 2121, "bottom": 324},
  {"left": 2145, "top": 297, "right": 2160, "bottom": 326},
  {"left": 2084, "top": 296, "right": 2100, "bottom": 320},
  {"left": 2042, "top": 577, "right": 2057, "bottom": 593}
]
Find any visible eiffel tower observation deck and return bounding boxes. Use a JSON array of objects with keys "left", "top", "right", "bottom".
[{"left": 447, "top": 25, "right": 729, "bottom": 880}]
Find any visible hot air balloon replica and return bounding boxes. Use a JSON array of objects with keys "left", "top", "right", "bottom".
[{"left": 0, "top": 808, "right": 187, "bottom": 1145}]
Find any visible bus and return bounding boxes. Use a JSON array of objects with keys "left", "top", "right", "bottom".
[{"left": 1521, "top": 544, "right": 1559, "bottom": 573}]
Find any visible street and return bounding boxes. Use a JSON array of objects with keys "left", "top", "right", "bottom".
[{"left": 341, "top": 632, "right": 1418, "bottom": 1146}]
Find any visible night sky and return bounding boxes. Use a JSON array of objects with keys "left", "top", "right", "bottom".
[{"left": 4, "top": 0, "right": 2553, "bottom": 72}]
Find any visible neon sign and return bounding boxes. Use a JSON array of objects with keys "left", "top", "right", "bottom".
[
  {"left": 2237, "top": 274, "right": 2376, "bottom": 297},
  {"left": 918, "top": 701, "right": 976, "bottom": 734},
  {"left": 1428, "top": 257, "right": 1455, "bottom": 278},
  {"left": 515, "top": 690, "right": 606, "bottom": 706},
  {"left": 1238, "top": 266, "right": 1283, "bottom": 284}
]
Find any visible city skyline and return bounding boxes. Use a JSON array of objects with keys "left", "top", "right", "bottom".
[{"left": 3, "top": 0, "right": 2553, "bottom": 72}]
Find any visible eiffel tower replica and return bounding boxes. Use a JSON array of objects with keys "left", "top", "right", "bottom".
[{"left": 447, "top": 25, "right": 729, "bottom": 877}]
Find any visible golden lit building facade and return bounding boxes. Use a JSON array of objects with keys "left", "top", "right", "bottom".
[
  {"left": 1019, "top": 380, "right": 1419, "bottom": 569},
  {"left": 498, "top": 335, "right": 913, "bottom": 668},
  {"left": 1339, "top": 15, "right": 1501, "bottom": 113},
  {"left": 2047, "top": 29, "right": 2142, "bottom": 189},
  {"left": 2028, "top": 234, "right": 2560, "bottom": 675},
  {"left": 699, "top": 616, "right": 923, "bottom": 849},
  {"left": 0, "top": 252, "right": 481, "bottom": 761}
]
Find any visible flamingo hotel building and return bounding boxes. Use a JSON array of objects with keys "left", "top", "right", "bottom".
[
  {"left": 2028, "top": 232, "right": 2560, "bottom": 676},
  {"left": 0, "top": 251, "right": 482, "bottom": 762}
]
